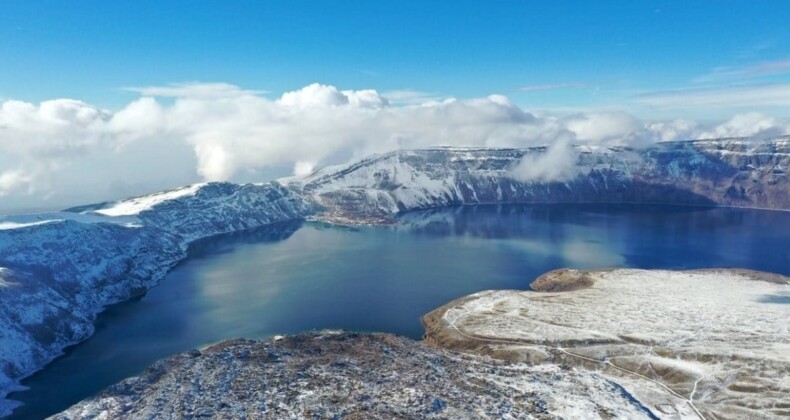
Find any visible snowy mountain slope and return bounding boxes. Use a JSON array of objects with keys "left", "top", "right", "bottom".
[
  {"left": 0, "top": 137, "right": 788, "bottom": 416},
  {"left": 0, "top": 182, "right": 315, "bottom": 416},
  {"left": 285, "top": 137, "right": 790, "bottom": 221},
  {"left": 422, "top": 268, "right": 790, "bottom": 419}
]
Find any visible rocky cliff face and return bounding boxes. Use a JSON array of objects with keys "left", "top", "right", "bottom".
[
  {"left": 285, "top": 138, "right": 790, "bottom": 222},
  {"left": 0, "top": 182, "right": 315, "bottom": 416}
]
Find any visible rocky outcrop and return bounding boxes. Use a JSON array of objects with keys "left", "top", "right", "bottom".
[
  {"left": 422, "top": 269, "right": 790, "bottom": 419},
  {"left": 52, "top": 332, "right": 655, "bottom": 419},
  {"left": 529, "top": 269, "right": 596, "bottom": 292}
]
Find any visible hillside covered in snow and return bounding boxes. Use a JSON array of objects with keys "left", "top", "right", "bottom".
[
  {"left": 285, "top": 137, "right": 790, "bottom": 222},
  {"left": 0, "top": 137, "right": 788, "bottom": 416},
  {"left": 0, "top": 183, "right": 314, "bottom": 416}
]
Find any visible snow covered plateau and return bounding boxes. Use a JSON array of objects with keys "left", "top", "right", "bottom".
[
  {"left": 0, "top": 137, "right": 788, "bottom": 417},
  {"left": 422, "top": 268, "right": 790, "bottom": 419}
]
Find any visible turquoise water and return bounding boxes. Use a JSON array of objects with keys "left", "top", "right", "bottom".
[{"left": 9, "top": 204, "right": 790, "bottom": 419}]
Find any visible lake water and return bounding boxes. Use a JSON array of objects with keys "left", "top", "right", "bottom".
[{"left": 8, "top": 204, "right": 790, "bottom": 419}]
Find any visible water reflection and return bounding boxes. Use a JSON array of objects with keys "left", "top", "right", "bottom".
[
  {"left": 187, "top": 219, "right": 303, "bottom": 257},
  {"left": 399, "top": 204, "right": 790, "bottom": 273},
  {"left": 9, "top": 204, "right": 790, "bottom": 419}
]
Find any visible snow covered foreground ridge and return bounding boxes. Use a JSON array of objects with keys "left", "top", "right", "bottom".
[
  {"left": 52, "top": 332, "right": 655, "bottom": 420},
  {"left": 0, "top": 137, "right": 788, "bottom": 416}
]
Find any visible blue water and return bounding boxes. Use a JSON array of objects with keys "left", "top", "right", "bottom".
[{"left": 8, "top": 204, "right": 790, "bottom": 419}]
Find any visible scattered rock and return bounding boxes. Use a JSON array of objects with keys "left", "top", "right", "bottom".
[
  {"left": 530, "top": 269, "right": 595, "bottom": 292},
  {"left": 53, "top": 332, "right": 653, "bottom": 419}
]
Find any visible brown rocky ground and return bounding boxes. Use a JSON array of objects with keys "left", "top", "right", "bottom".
[{"left": 53, "top": 332, "right": 654, "bottom": 419}]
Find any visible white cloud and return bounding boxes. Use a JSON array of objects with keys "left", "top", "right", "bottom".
[
  {"left": 694, "top": 58, "right": 790, "bottom": 83},
  {"left": 698, "top": 112, "right": 789, "bottom": 140},
  {"left": 646, "top": 119, "right": 699, "bottom": 142},
  {"left": 125, "top": 82, "right": 264, "bottom": 99},
  {"left": 380, "top": 90, "right": 444, "bottom": 105},
  {"left": 293, "top": 161, "right": 315, "bottom": 177},
  {"left": 278, "top": 83, "right": 387, "bottom": 108},
  {"left": 510, "top": 133, "right": 577, "bottom": 182},
  {"left": 562, "top": 112, "right": 643, "bottom": 144},
  {"left": 0, "top": 170, "right": 34, "bottom": 197},
  {"left": 634, "top": 84, "right": 790, "bottom": 109},
  {"left": 0, "top": 82, "right": 788, "bottom": 213}
]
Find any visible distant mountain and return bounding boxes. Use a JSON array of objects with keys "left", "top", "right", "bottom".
[
  {"left": 0, "top": 137, "right": 788, "bottom": 416},
  {"left": 284, "top": 137, "right": 790, "bottom": 223}
]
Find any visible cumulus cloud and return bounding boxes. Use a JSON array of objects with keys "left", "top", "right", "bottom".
[
  {"left": 0, "top": 170, "right": 35, "bottom": 197},
  {"left": 0, "top": 82, "right": 788, "bottom": 212},
  {"left": 562, "top": 112, "right": 644, "bottom": 145},
  {"left": 279, "top": 83, "right": 387, "bottom": 109},
  {"left": 697, "top": 112, "right": 789, "bottom": 140},
  {"left": 510, "top": 133, "right": 577, "bottom": 182},
  {"left": 646, "top": 119, "right": 699, "bottom": 142}
]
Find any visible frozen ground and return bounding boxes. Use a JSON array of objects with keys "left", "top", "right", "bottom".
[{"left": 423, "top": 269, "right": 790, "bottom": 419}]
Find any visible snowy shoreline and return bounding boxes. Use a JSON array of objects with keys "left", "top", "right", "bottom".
[
  {"left": 0, "top": 182, "right": 315, "bottom": 416},
  {"left": 0, "top": 139, "right": 788, "bottom": 416},
  {"left": 422, "top": 268, "right": 790, "bottom": 419}
]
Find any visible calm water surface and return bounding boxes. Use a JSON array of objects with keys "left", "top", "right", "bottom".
[{"left": 9, "top": 204, "right": 790, "bottom": 418}]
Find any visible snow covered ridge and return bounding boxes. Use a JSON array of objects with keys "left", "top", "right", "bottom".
[
  {"left": 0, "top": 136, "right": 788, "bottom": 415},
  {"left": 93, "top": 183, "right": 206, "bottom": 217},
  {"left": 53, "top": 332, "right": 655, "bottom": 419},
  {"left": 423, "top": 268, "right": 790, "bottom": 419},
  {"left": 0, "top": 182, "right": 316, "bottom": 416},
  {"left": 284, "top": 137, "right": 790, "bottom": 220}
]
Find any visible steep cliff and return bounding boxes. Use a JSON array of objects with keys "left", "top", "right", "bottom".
[{"left": 285, "top": 138, "right": 790, "bottom": 222}]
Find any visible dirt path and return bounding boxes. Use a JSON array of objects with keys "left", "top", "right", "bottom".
[{"left": 443, "top": 296, "right": 706, "bottom": 420}]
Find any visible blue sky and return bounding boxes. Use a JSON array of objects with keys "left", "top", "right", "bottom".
[
  {"left": 1, "top": 1, "right": 790, "bottom": 212},
  {"left": 2, "top": 1, "right": 789, "bottom": 117}
]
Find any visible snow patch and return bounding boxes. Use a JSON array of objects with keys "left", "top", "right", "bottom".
[
  {"left": 0, "top": 220, "right": 62, "bottom": 230},
  {"left": 94, "top": 183, "right": 206, "bottom": 216}
]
